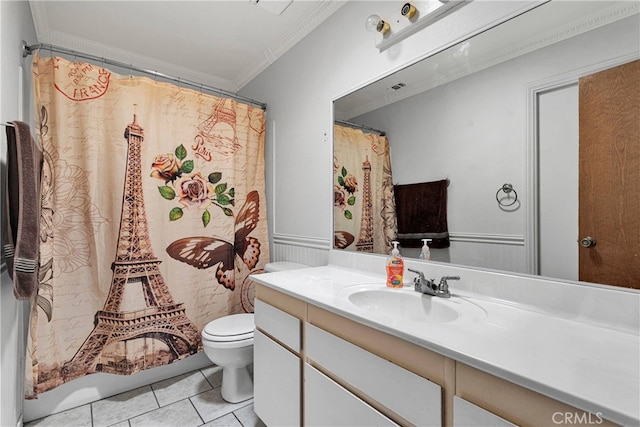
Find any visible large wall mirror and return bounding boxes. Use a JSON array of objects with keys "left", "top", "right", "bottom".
[{"left": 333, "top": 1, "right": 639, "bottom": 289}]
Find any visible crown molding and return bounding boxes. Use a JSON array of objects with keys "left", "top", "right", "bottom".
[
  {"left": 30, "top": 29, "right": 238, "bottom": 91},
  {"left": 28, "top": 0, "right": 346, "bottom": 93},
  {"left": 235, "top": 0, "right": 347, "bottom": 89}
]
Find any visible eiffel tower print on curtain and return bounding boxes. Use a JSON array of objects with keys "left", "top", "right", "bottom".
[
  {"left": 62, "top": 115, "right": 200, "bottom": 380},
  {"left": 356, "top": 156, "right": 374, "bottom": 253}
]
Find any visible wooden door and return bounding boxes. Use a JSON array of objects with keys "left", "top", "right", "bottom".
[{"left": 579, "top": 59, "right": 640, "bottom": 288}]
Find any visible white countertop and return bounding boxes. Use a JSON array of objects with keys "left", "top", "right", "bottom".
[{"left": 251, "top": 265, "right": 640, "bottom": 426}]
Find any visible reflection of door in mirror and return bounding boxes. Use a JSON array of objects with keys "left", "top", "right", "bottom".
[
  {"left": 578, "top": 59, "right": 640, "bottom": 289},
  {"left": 539, "top": 59, "right": 640, "bottom": 289}
]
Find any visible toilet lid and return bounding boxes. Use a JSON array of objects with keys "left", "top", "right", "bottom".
[{"left": 203, "top": 313, "right": 254, "bottom": 342}]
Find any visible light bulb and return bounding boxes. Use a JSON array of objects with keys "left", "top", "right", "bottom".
[
  {"left": 365, "top": 14, "right": 382, "bottom": 32},
  {"left": 365, "top": 14, "right": 390, "bottom": 35}
]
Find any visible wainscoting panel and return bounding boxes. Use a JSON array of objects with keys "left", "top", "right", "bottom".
[
  {"left": 271, "top": 233, "right": 528, "bottom": 275},
  {"left": 401, "top": 233, "right": 528, "bottom": 275},
  {"left": 448, "top": 233, "right": 527, "bottom": 274},
  {"left": 271, "top": 234, "right": 330, "bottom": 267}
]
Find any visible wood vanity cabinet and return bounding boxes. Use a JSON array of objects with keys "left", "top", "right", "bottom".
[
  {"left": 254, "top": 295, "right": 304, "bottom": 426},
  {"left": 254, "top": 284, "right": 619, "bottom": 427},
  {"left": 255, "top": 284, "right": 450, "bottom": 426},
  {"left": 454, "top": 363, "right": 618, "bottom": 427}
]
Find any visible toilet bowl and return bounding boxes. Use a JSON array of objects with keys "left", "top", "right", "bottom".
[
  {"left": 201, "top": 313, "right": 255, "bottom": 403},
  {"left": 201, "top": 262, "right": 308, "bottom": 403}
]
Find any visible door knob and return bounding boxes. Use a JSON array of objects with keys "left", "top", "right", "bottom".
[{"left": 580, "top": 236, "right": 596, "bottom": 248}]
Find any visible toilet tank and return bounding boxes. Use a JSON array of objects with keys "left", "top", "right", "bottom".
[{"left": 264, "top": 262, "right": 308, "bottom": 273}]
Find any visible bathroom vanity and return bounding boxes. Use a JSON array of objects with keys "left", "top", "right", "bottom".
[{"left": 251, "top": 262, "right": 639, "bottom": 427}]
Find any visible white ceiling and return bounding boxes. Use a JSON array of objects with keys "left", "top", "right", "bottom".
[{"left": 29, "top": 0, "right": 345, "bottom": 92}]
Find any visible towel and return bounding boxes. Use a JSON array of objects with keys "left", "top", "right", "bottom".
[
  {"left": 3, "top": 121, "right": 43, "bottom": 299},
  {"left": 393, "top": 180, "right": 450, "bottom": 249}
]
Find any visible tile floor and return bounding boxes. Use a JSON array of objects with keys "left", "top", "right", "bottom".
[{"left": 25, "top": 366, "right": 266, "bottom": 427}]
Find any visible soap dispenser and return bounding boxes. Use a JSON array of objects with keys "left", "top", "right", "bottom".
[
  {"left": 419, "top": 239, "right": 432, "bottom": 261},
  {"left": 386, "top": 241, "right": 405, "bottom": 288}
]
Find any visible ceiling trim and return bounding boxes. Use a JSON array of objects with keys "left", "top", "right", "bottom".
[
  {"left": 235, "top": 0, "right": 346, "bottom": 89},
  {"left": 37, "top": 29, "right": 239, "bottom": 91},
  {"left": 28, "top": 1, "right": 237, "bottom": 91},
  {"left": 28, "top": 0, "right": 346, "bottom": 93}
]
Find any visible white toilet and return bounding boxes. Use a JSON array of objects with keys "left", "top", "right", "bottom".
[{"left": 201, "top": 261, "right": 308, "bottom": 403}]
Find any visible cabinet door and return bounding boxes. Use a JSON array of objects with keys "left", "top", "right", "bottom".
[
  {"left": 254, "top": 299, "right": 300, "bottom": 352},
  {"left": 254, "top": 330, "right": 300, "bottom": 426},
  {"left": 305, "top": 364, "right": 398, "bottom": 427},
  {"left": 306, "top": 323, "right": 442, "bottom": 426},
  {"left": 453, "top": 396, "right": 516, "bottom": 427}
]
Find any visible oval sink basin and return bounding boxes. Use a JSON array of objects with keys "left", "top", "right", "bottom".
[{"left": 345, "top": 287, "right": 486, "bottom": 324}]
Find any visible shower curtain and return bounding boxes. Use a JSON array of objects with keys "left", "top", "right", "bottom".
[
  {"left": 333, "top": 124, "right": 396, "bottom": 254},
  {"left": 26, "top": 53, "right": 269, "bottom": 397}
]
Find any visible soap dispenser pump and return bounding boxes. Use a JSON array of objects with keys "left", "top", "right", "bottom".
[
  {"left": 419, "top": 239, "right": 432, "bottom": 261},
  {"left": 386, "top": 241, "right": 405, "bottom": 288}
]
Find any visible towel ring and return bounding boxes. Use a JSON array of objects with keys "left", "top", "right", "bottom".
[{"left": 496, "top": 183, "right": 518, "bottom": 206}]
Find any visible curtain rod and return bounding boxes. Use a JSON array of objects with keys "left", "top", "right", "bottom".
[
  {"left": 334, "top": 120, "right": 385, "bottom": 136},
  {"left": 23, "top": 42, "right": 267, "bottom": 110}
]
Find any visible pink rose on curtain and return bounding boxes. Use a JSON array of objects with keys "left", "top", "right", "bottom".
[
  {"left": 150, "top": 153, "right": 181, "bottom": 182},
  {"left": 334, "top": 185, "right": 347, "bottom": 210},
  {"left": 335, "top": 165, "right": 357, "bottom": 220},
  {"left": 343, "top": 174, "right": 358, "bottom": 194},
  {"left": 176, "top": 173, "right": 214, "bottom": 209},
  {"left": 152, "top": 143, "right": 235, "bottom": 227}
]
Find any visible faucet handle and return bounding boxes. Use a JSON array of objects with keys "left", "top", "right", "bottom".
[
  {"left": 408, "top": 268, "right": 425, "bottom": 279},
  {"left": 438, "top": 276, "right": 460, "bottom": 292},
  {"left": 439, "top": 275, "right": 460, "bottom": 285}
]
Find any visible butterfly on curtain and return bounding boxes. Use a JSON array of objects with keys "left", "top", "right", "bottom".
[
  {"left": 334, "top": 231, "right": 354, "bottom": 249},
  {"left": 166, "top": 191, "right": 261, "bottom": 290}
]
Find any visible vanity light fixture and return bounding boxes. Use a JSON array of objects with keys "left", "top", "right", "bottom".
[
  {"left": 401, "top": 3, "right": 417, "bottom": 20},
  {"left": 365, "top": 14, "right": 391, "bottom": 36},
  {"left": 371, "top": 0, "right": 469, "bottom": 52}
]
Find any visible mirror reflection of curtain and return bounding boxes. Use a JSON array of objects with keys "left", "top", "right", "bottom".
[{"left": 333, "top": 124, "right": 396, "bottom": 254}]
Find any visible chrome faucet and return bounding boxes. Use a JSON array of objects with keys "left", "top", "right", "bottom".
[{"left": 408, "top": 269, "right": 459, "bottom": 298}]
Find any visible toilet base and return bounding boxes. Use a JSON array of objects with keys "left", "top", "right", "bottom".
[{"left": 221, "top": 365, "right": 253, "bottom": 403}]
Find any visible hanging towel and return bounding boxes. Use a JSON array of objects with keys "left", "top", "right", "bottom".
[
  {"left": 394, "top": 179, "right": 450, "bottom": 248},
  {"left": 3, "top": 121, "right": 43, "bottom": 299}
]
